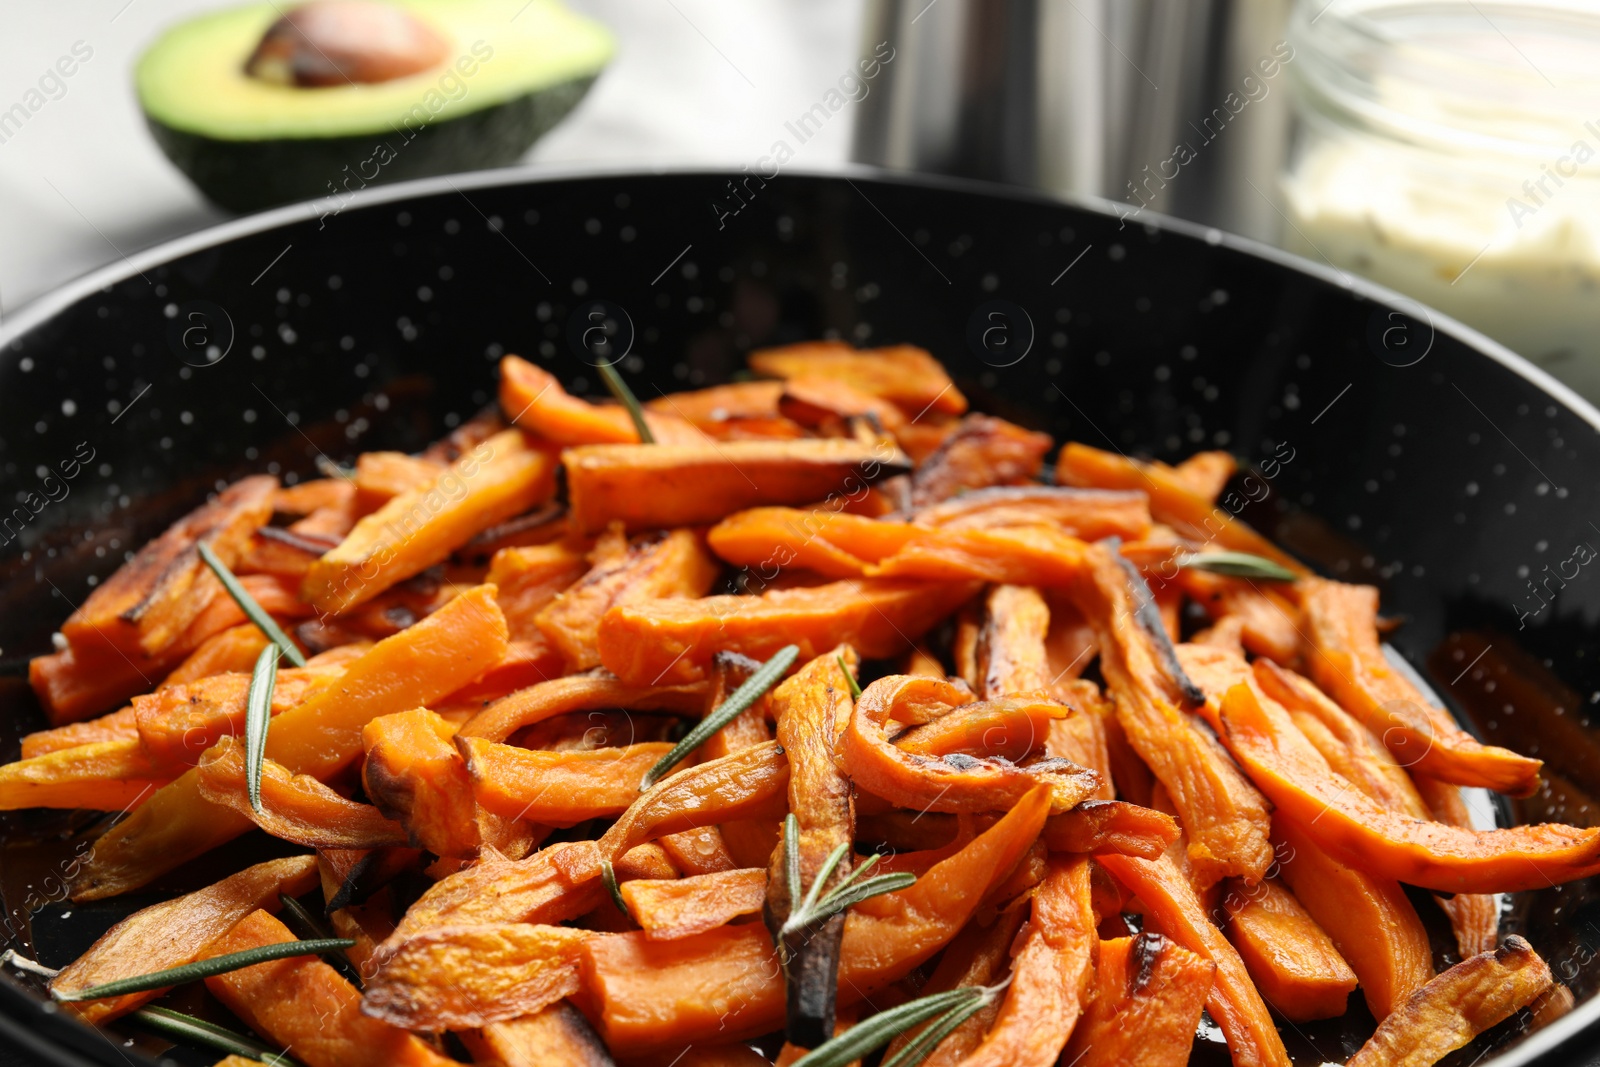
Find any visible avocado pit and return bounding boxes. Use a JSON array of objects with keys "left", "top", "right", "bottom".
[{"left": 245, "top": 0, "right": 450, "bottom": 87}]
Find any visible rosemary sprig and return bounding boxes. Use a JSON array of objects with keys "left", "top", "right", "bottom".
[
  {"left": 597, "top": 362, "right": 655, "bottom": 444},
  {"left": 789, "top": 982, "right": 1006, "bottom": 1067},
  {"left": 837, "top": 655, "right": 862, "bottom": 699},
  {"left": 777, "top": 813, "right": 914, "bottom": 947},
  {"left": 53, "top": 938, "right": 354, "bottom": 1001},
  {"left": 879, "top": 990, "right": 995, "bottom": 1067},
  {"left": 276, "top": 894, "right": 363, "bottom": 988},
  {"left": 639, "top": 644, "right": 799, "bottom": 790},
  {"left": 1178, "top": 550, "right": 1297, "bottom": 583},
  {"left": 198, "top": 542, "right": 307, "bottom": 667},
  {"left": 244, "top": 644, "right": 277, "bottom": 814},
  {"left": 600, "top": 860, "right": 632, "bottom": 920},
  {"left": 129, "top": 1005, "right": 295, "bottom": 1066}
]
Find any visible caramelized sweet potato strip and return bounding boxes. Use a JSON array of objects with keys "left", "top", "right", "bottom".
[
  {"left": 748, "top": 341, "right": 967, "bottom": 416},
  {"left": 564, "top": 439, "right": 911, "bottom": 533},
  {"left": 909, "top": 414, "right": 1052, "bottom": 506},
  {"left": 305, "top": 429, "right": 557, "bottom": 613},
  {"left": 779, "top": 375, "right": 907, "bottom": 431},
  {"left": 1073, "top": 542, "right": 1273, "bottom": 886},
  {"left": 460, "top": 737, "right": 673, "bottom": 825},
  {"left": 597, "top": 578, "right": 979, "bottom": 686},
  {"left": 1273, "top": 817, "right": 1434, "bottom": 1020},
  {"left": 460, "top": 670, "right": 707, "bottom": 744},
  {"left": 353, "top": 451, "right": 442, "bottom": 511},
  {"left": 363, "top": 709, "right": 496, "bottom": 857},
  {"left": 957, "top": 855, "right": 1095, "bottom": 1067},
  {"left": 0, "top": 739, "right": 167, "bottom": 811},
  {"left": 204, "top": 910, "right": 455, "bottom": 1067},
  {"left": 487, "top": 541, "right": 590, "bottom": 641},
  {"left": 499, "top": 354, "right": 705, "bottom": 445},
  {"left": 909, "top": 485, "right": 1151, "bottom": 541},
  {"left": 433, "top": 637, "right": 564, "bottom": 715},
  {"left": 843, "top": 675, "right": 1092, "bottom": 812},
  {"left": 1221, "top": 877, "right": 1357, "bottom": 1021},
  {"left": 882, "top": 905, "right": 1028, "bottom": 1065},
  {"left": 1177, "top": 568, "right": 1303, "bottom": 665},
  {"left": 975, "top": 584, "right": 1050, "bottom": 697},
  {"left": 1173, "top": 451, "right": 1238, "bottom": 501},
  {"left": 1047, "top": 678, "right": 1115, "bottom": 800},
  {"left": 622, "top": 868, "right": 768, "bottom": 940},
  {"left": 1063, "top": 932, "right": 1216, "bottom": 1067},
  {"left": 537, "top": 528, "right": 720, "bottom": 671},
  {"left": 164, "top": 623, "right": 273, "bottom": 684},
  {"left": 1347, "top": 937, "right": 1552, "bottom": 1067},
  {"left": 362, "top": 923, "right": 589, "bottom": 1030},
  {"left": 1301, "top": 578, "right": 1541, "bottom": 795},
  {"left": 1414, "top": 775, "right": 1501, "bottom": 956},
  {"left": 1216, "top": 681, "right": 1600, "bottom": 893},
  {"left": 21, "top": 705, "right": 140, "bottom": 758},
  {"left": 644, "top": 380, "right": 786, "bottom": 428},
  {"left": 577, "top": 786, "right": 1049, "bottom": 1053},
  {"left": 196, "top": 737, "right": 406, "bottom": 848},
  {"left": 70, "top": 589, "right": 506, "bottom": 900},
  {"left": 1096, "top": 851, "right": 1291, "bottom": 1067},
  {"left": 50, "top": 855, "right": 317, "bottom": 1024},
  {"left": 61, "top": 475, "right": 277, "bottom": 658},
  {"left": 1043, "top": 799, "right": 1180, "bottom": 858},
  {"left": 461, "top": 1002, "right": 616, "bottom": 1067}
]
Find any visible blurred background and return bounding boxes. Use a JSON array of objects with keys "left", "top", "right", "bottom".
[{"left": 4, "top": 0, "right": 1599, "bottom": 397}]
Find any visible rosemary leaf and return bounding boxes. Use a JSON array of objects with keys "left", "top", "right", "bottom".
[
  {"left": 788, "top": 987, "right": 985, "bottom": 1067},
  {"left": 783, "top": 813, "right": 803, "bottom": 909},
  {"left": 838, "top": 655, "right": 863, "bottom": 699},
  {"left": 276, "top": 894, "right": 362, "bottom": 989},
  {"left": 130, "top": 1006, "right": 294, "bottom": 1066},
  {"left": 597, "top": 362, "right": 655, "bottom": 444},
  {"left": 640, "top": 644, "right": 799, "bottom": 790},
  {"left": 54, "top": 938, "right": 354, "bottom": 1002},
  {"left": 244, "top": 644, "right": 277, "bottom": 815},
  {"left": 601, "top": 860, "right": 630, "bottom": 918},
  {"left": 198, "top": 542, "right": 307, "bottom": 667},
  {"left": 811, "top": 872, "right": 917, "bottom": 918},
  {"left": 879, "top": 993, "right": 993, "bottom": 1067},
  {"left": 1178, "top": 550, "right": 1297, "bottom": 583}
]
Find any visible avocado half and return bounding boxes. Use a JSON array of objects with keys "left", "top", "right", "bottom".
[{"left": 137, "top": 0, "right": 613, "bottom": 212}]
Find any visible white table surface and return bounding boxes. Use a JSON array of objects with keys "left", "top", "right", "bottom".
[{"left": 0, "top": 0, "right": 864, "bottom": 321}]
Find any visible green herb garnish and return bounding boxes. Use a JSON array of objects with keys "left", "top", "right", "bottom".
[
  {"left": 244, "top": 644, "right": 277, "bottom": 815},
  {"left": 53, "top": 938, "right": 354, "bottom": 1002},
  {"left": 198, "top": 542, "right": 307, "bottom": 667},
  {"left": 838, "top": 655, "right": 862, "bottom": 699},
  {"left": 597, "top": 362, "right": 655, "bottom": 444},
  {"left": 1178, "top": 550, "right": 1297, "bottom": 583},
  {"left": 777, "top": 813, "right": 914, "bottom": 952},
  {"left": 639, "top": 644, "right": 799, "bottom": 790},
  {"left": 789, "top": 982, "right": 1006, "bottom": 1067},
  {"left": 276, "top": 893, "right": 362, "bottom": 988},
  {"left": 129, "top": 1006, "right": 296, "bottom": 1066},
  {"left": 601, "top": 860, "right": 630, "bottom": 919}
]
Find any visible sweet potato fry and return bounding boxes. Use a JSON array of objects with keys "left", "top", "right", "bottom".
[
  {"left": 362, "top": 923, "right": 589, "bottom": 1030},
  {"left": 61, "top": 475, "right": 277, "bottom": 658},
  {"left": 908, "top": 485, "right": 1152, "bottom": 541},
  {"left": 1096, "top": 850, "right": 1291, "bottom": 1067},
  {"left": 1414, "top": 775, "right": 1501, "bottom": 957},
  {"left": 50, "top": 855, "right": 318, "bottom": 1024},
  {"left": 956, "top": 855, "right": 1095, "bottom": 1067},
  {"left": 1173, "top": 451, "right": 1237, "bottom": 501},
  {"left": 779, "top": 375, "right": 907, "bottom": 431},
  {"left": 486, "top": 541, "right": 591, "bottom": 641},
  {"left": 909, "top": 414, "right": 1053, "bottom": 506},
  {"left": 461, "top": 737, "right": 673, "bottom": 825},
  {"left": 499, "top": 354, "right": 706, "bottom": 445},
  {"left": 1217, "top": 681, "right": 1600, "bottom": 893},
  {"left": 890, "top": 696, "right": 1063, "bottom": 762},
  {"left": 1073, "top": 542, "right": 1273, "bottom": 886},
  {"left": 461, "top": 1002, "right": 616, "bottom": 1067},
  {"left": 459, "top": 670, "right": 707, "bottom": 743},
  {"left": 354, "top": 451, "right": 442, "bottom": 511},
  {"left": 1058, "top": 443, "right": 1304, "bottom": 573},
  {"left": 0, "top": 731, "right": 172, "bottom": 812},
  {"left": 305, "top": 429, "right": 557, "bottom": 613},
  {"left": 1221, "top": 877, "right": 1358, "bottom": 1021},
  {"left": 195, "top": 737, "right": 407, "bottom": 849},
  {"left": 164, "top": 622, "right": 273, "bottom": 684},
  {"left": 70, "top": 589, "right": 506, "bottom": 900},
  {"left": 597, "top": 578, "right": 978, "bottom": 686},
  {"left": 1301, "top": 578, "right": 1541, "bottom": 796},
  {"left": 1272, "top": 817, "right": 1434, "bottom": 1020},
  {"left": 1346, "top": 936, "right": 1552, "bottom": 1067},
  {"left": 748, "top": 341, "right": 966, "bottom": 416},
  {"left": 1043, "top": 799, "right": 1180, "bottom": 858},
  {"left": 973, "top": 584, "right": 1050, "bottom": 696},
  {"left": 645, "top": 380, "right": 786, "bottom": 428},
  {"left": 622, "top": 868, "right": 767, "bottom": 940},
  {"left": 537, "top": 528, "right": 720, "bottom": 671},
  {"left": 1046, "top": 678, "right": 1115, "bottom": 800},
  {"left": 1176, "top": 567, "right": 1303, "bottom": 665},
  {"left": 204, "top": 910, "right": 455, "bottom": 1067},
  {"left": 564, "top": 439, "right": 911, "bottom": 533},
  {"left": 21, "top": 705, "right": 140, "bottom": 758},
  {"left": 275, "top": 477, "right": 356, "bottom": 515},
  {"left": 1063, "top": 931, "right": 1216, "bottom": 1067},
  {"left": 433, "top": 637, "right": 565, "bottom": 715}
]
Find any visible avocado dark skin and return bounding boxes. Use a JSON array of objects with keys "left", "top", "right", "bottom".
[{"left": 148, "top": 77, "right": 594, "bottom": 213}]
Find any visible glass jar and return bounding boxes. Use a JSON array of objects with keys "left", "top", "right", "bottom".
[{"left": 1283, "top": 0, "right": 1600, "bottom": 400}]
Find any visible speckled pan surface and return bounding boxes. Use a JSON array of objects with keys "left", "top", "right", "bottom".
[{"left": 2, "top": 167, "right": 1600, "bottom": 1066}]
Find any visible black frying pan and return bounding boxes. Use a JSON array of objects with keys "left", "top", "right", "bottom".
[{"left": 2, "top": 167, "right": 1599, "bottom": 1067}]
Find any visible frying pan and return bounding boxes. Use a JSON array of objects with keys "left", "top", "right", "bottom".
[{"left": 2, "top": 167, "right": 1599, "bottom": 1067}]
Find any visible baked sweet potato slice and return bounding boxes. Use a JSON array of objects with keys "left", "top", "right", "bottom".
[
  {"left": 644, "top": 380, "right": 786, "bottom": 429},
  {"left": 163, "top": 622, "right": 274, "bottom": 684},
  {"left": 486, "top": 541, "right": 590, "bottom": 641},
  {"left": 460, "top": 736, "right": 674, "bottom": 825},
  {"left": 0, "top": 739, "right": 167, "bottom": 811},
  {"left": 362, "top": 922, "right": 589, "bottom": 1030},
  {"left": 363, "top": 708, "right": 513, "bottom": 857},
  {"left": 1216, "top": 681, "right": 1600, "bottom": 893},
  {"left": 1302, "top": 578, "right": 1541, "bottom": 796},
  {"left": 974, "top": 584, "right": 1051, "bottom": 697},
  {"left": 499, "top": 354, "right": 705, "bottom": 445},
  {"left": 1172, "top": 450, "right": 1238, "bottom": 501},
  {"left": 909, "top": 414, "right": 1053, "bottom": 506},
  {"left": 778, "top": 375, "right": 908, "bottom": 431},
  {"left": 304, "top": 429, "right": 557, "bottom": 613},
  {"left": 1346, "top": 936, "right": 1552, "bottom": 1067},
  {"left": 908, "top": 485, "right": 1152, "bottom": 541},
  {"left": 461, "top": 1002, "right": 616, "bottom": 1067},
  {"left": 50, "top": 855, "right": 317, "bottom": 1024},
  {"left": 21, "top": 705, "right": 140, "bottom": 758},
  {"left": 622, "top": 868, "right": 768, "bottom": 941},
  {"left": 60, "top": 475, "right": 277, "bottom": 659},
  {"left": 536, "top": 528, "right": 720, "bottom": 671},
  {"left": 204, "top": 909, "right": 455, "bottom": 1067},
  {"left": 1272, "top": 817, "right": 1434, "bottom": 1021},
  {"left": 597, "top": 578, "right": 978, "bottom": 686},
  {"left": 1096, "top": 850, "right": 1291, "bottom": 1067},
  {"left": 1177, "top": 567, "right": 1303, "bottom": 665},
  {"left": 459, "top": 669, "right": 708, "bottom": 744},
  {"left": 1063, "top": 931, "right": 1216, "bottom": 1067},
  {"left": 1046, "top": 677, "right": 1115, "bottom": 800},
  {"left": 564, "top": 439, "right": 911, "bottom": 533},
  {"left": 1414, "top": 775, "right": 1501, "bottom": 957},
  {"left": 747, "top": 341, "right": 966, "bottom": 416},
  {"left": 1043, "top": 799, "right": 1180, "bottom": 858},
  {"left": 353, "top": 451, "right": 442, "bottom": 511},
  {"left": 1222, "top": 877, "right": 1358, "bottom": 1021}
]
